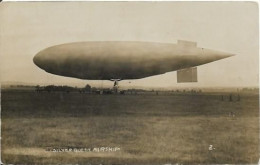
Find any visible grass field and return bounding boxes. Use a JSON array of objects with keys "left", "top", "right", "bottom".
[{"left": 1, "top": 90, "right": 259, "bottom": 164}]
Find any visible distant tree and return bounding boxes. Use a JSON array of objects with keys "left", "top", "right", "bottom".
[{"left": 85, "top": 84, "right": 91, "bottom": 92}]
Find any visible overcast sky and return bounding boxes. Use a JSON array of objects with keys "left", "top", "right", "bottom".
[{"left": 0, "top": 2, "right": 258, "bottom": 88}]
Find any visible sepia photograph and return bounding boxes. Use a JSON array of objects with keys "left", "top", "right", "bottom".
[{"left": 0, "top": 1, "right": 259, "bottom": 164}]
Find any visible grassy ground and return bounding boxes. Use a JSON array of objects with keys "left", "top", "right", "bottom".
[{"left": 1, "top": 91, "right": 259, "bottom": 164}]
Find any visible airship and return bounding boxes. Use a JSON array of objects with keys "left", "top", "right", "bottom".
[{"left": 33, "top": 40, "right": 234, "bottom": 86}]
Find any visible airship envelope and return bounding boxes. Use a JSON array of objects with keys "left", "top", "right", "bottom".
[{"left": 33, "top": 40, "right": 234, "bottom": 82}]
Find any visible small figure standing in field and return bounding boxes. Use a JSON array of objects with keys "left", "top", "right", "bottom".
[
  {"left": 237, "top": 94, "right": 240, "bottom": 101},
  {"left": 221, "top": 95, "right": 224, "bottom": 101},
  {"left": 229, "top": 94, "right": 233, "bottom": 102}
]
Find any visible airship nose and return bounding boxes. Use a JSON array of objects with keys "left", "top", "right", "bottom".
[
  {"left": 33, "top": 51, "right": 48, "bottom": 70},
  {"left": 33, "top": 53, "right": 42, "bottom": 67}
]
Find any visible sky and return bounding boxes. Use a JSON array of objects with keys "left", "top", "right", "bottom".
[{"left": 0, "top": 2, "right": 258, "bottom": 89}]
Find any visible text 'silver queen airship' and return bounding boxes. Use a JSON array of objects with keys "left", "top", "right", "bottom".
[{"left": 33, "top": 40, "right": 234, "bottom": 85}]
